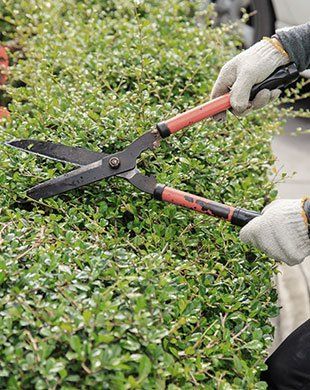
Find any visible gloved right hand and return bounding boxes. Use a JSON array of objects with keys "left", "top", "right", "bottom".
[
  {"left": 211, "top": 39, "right": 290, "bottom": 119},
  {"left": 240, "top": 199, "right": 310, "bottom": 266}
]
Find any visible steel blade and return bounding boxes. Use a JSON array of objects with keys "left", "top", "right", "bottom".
[
  {"left": 6, "top": 140, "right": 105, "bottom": 166},
  {"left": 27, "top": 149, "right": 136, "bottom": 200},
  {"left": 27, "top": 160, "right": 107, "bottom": 200},
  {"left": 12, "top": 130, "right": 160, "bottom": 200}
]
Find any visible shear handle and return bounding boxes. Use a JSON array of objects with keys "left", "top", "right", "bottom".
[
  {"left": 156, "top": 63, "right": 299, "bottom": 138},
  {"left": 154, "top": 184, "right": 260, "bottom": 227}
]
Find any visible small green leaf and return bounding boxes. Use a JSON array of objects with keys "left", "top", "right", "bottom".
[{"left": 138, "top": 355, "right": 152, "bottom": 380}]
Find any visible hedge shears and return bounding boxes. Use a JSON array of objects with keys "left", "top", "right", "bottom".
[{"left": 7, "top": 63, "right": 299, "bottom": 227}]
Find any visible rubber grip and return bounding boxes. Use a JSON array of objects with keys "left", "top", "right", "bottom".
[
  {"left": 231, "top": 207, "right": 261, "bottom": 227},
  {"left": 249, "top": 63, "right": 299, "bottom": 101},
  {"left": 156, "top": 94, "right": 231, "bottom": 138}
]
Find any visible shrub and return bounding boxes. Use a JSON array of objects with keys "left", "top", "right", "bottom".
[{"left": 0, "top": 1, "right": 281, "bottom": 388}]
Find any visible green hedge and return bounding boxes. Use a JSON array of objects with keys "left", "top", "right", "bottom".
[{"left": 0, "top": 1, "right": 280, "bottom": 388}]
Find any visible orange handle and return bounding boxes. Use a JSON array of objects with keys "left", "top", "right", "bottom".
[
  {"left": 154, "top": 185, "right": 260, "bottom": 226},
  {"left": 156, "top": 94, "right": 231, "bottom": 138},
  {"left": 0, "top": 107, "right": 10, "bottom": 119},
  {"left": 155, "top": 184, "right": 235, "bottom": 220},
  {"left": 0, "top": 46, "right": 9, "bottom": 85}
]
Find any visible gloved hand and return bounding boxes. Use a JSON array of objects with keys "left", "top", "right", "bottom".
[
  {"left": 211, "top": 39, "right": 290, "bottom": 119},
  {"left": 240, "top": 199, "right": 310, "bottom": 266}
]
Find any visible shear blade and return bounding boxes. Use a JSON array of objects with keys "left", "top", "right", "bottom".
[
  {"left": 9, "top": 130, "right": 159, "bottom": 200},
  {"left": 27, "top": 158, "right": 114, "bottom": 200},
  {"left": 27, "top": 144, "right": 139, "bottom": 200},
  {"left": 6, "top": 140, "right": 105, "bottom": 166}
]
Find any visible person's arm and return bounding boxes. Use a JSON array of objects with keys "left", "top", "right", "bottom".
[{"left": 275, "top": 22, "right": 310, "bottom": 72}]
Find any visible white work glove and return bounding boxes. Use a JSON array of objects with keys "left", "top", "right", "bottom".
[
  {"left": 211, "top": 39, "right": 290, "bottom": 119},
  {"left": 240, "top": 199, "right": 310, "bottom": 266}
]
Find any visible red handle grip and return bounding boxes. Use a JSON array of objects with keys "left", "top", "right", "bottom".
[
  {"left": 0, "top": 107, "right": 9, "bottom": 119},
  {"left": 154, "top": 185, "right": 260, "bottom": 227},
  {"left": 157, "top": 94, "right": 231, "bottom": 138},
  {"left": 0, "top": 46, "right": 9, "bottom": 85}
]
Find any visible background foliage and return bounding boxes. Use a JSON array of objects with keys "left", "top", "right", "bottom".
[{"left": 0, "top": 0, "right": 281, "bottom": 388}]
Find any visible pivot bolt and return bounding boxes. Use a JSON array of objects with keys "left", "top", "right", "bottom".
[{"left": 109, "top": 157, "right": 120, "bottom": 169}]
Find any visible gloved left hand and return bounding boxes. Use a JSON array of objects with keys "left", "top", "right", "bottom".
[{"left": 240, "top": 199, "right": 310, "bottom": 266}]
